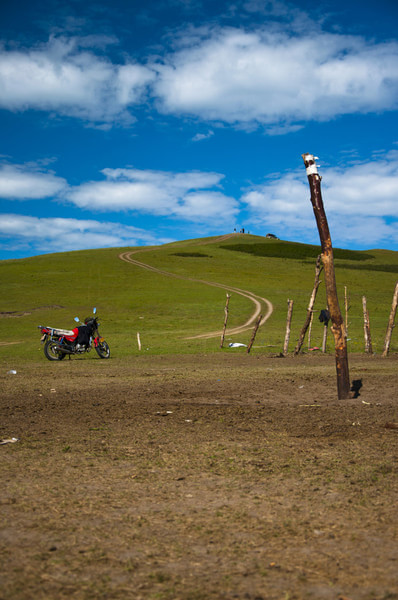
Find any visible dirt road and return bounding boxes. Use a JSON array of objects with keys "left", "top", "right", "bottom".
[{"left": 119, "top": 241, "right": 273, "bottom": 339}]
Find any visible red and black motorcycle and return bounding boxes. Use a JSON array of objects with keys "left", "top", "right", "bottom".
[{"left": 38, "top": 308, "right": 110, "bottom": 361}]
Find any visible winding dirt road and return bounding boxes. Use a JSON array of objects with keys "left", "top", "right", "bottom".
[{"left": 119, "top": 237, "right": 273, "bottom": 339}]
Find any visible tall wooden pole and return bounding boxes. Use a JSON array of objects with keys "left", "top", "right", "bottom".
[
  {"left": 220, "top": 293, "right": 231, "bottom": 348},
  {"left": 322, "top": 321, "right": 328, "bottom": 353},
  {"left": 294, "top": 255, "right": 322, "bottom": 355},
  {"left": 382, "top": 282, "right": 398, "bottom": 357},
  {"left": 362, "top": 296, "right": 373, "bottom": 354},
  {"left": 283, "top": 299, "right": 294, "bottom": 356},
  {"left": 344, "top": 286, "right": 350, "bottom": 336},
  {"left": 302, "top": 154, "right": 350, "bottom": 399},
  {"left": 247, "top": 314, "right": 262, "bottom": 354},
  {"left": 308, "top": 311, "right": 314, "bottom": 350}
]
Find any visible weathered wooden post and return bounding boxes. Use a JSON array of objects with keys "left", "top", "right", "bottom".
[
  {"left": 382, "top": 282, "right": 398, "bottom": 357},
  {"left": 302, "top": 153, "right": 350, "bottom": 399},
  {"left": 362, "top": 296, "right": 373, "bottom": 354},
  {"left": 344, "top": 286, "right": 350, "bottom": 336},
  {"left": 308, "top": 311, "right": 314, "bottom": 350},
  {"left": 322, "top": 320, "right": 328, "bottom": 353},
  {"left": 283, "top": 299, "right": 294, "bottom": 356},
  {"left": 294, "top": 255, "right": 322, "bottom": 355},
  {"left": 220, "top": 293, "right": 231, "bottom": 348},
  {"left": 247, "top": 314, "right": 262, "bottom": 354}
]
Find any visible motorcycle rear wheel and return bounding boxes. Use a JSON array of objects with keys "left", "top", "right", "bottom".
[
  {"left": 95, "top": 340, "right": 110, "bottom": 359},
  {"left": 44, "top": 340, "right": 66, "bottom": 361}
]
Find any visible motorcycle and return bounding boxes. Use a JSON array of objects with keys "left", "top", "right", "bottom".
[{"left": 38, "top": 308, "right": 110, "bottom": 361}]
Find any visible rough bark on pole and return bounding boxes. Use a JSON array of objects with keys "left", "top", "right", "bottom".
[
  {"left": 302, "top": 153, "right": 350, "bottom": 399},
  {"left": 220, "top": 293, "right": 231, "bottom": 348},
  {"left": 283, "top": 299, "right": 294, "bottom": 356},
  {"left": 382, "top": 282, "right": 398, "bottom": 357},
  {"left": 247, "top": 314, "right": 262, "bottom": 354},
  {"left": 362, "top": 296, "right": 373, "bottom": 354},
  {"left": 294, "top": 255, "right": 322, "bottom": 355}
]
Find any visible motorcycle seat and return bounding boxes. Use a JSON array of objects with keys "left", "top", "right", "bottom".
[{"left": 48, "top": 328, "right": 77, "bottom": 337}]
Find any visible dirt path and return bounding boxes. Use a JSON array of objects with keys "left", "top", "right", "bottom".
[{"left": 119, "top": 238, "right": 273, "bottom": 339}]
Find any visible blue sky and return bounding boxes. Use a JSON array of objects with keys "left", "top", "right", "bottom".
[{"left": 1, "top": 0, "right": 398, "bottom": 259}]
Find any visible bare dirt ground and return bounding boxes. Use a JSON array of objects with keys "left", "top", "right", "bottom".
[{"left": 1, "top": 352, "right": 398, "bottom": 600}]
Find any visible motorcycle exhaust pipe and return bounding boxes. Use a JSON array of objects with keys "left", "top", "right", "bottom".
[{"left": 54, "top": 345, "right": 74, "bottom": 354}]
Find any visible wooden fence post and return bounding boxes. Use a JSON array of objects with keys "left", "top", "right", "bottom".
[
  {"left": 322, "top": 322, "right": 328, "bottom": 353},
  {"left": 294, "top": 255, "right": 322, "bottom": 355},
  {"left": 302, "top": 153, "right": 350, "bottom": 399},
  {"left": 283, "top": 299, "right": 294, "bottom": 356},
  {"left": 382, "top": 282, "right": 398, "bottom": 357},
  {"left": 362, "top": 296, "right": 373, "bottom": 354},
  {"left": 308, "top": 311, "right": 314, "bottom": 350},
  {"left": 344, "top": 286, "right": 350, "bottom": 336},
  {"left": 247, "top": 314, "right": 262, "bottom": 354},
  {"left": 220, "top": 293, "right": 231, "bottom": 348}
]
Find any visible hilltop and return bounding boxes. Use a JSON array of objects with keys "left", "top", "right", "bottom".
[{"left": 0, "top": 233, "right": 397, "bottom": 359}]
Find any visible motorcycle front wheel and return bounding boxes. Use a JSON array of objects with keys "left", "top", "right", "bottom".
[
  {"left": 44, "top": 340, "right": 66, "bottom": 361},
  {"left": 95, "top": 340, "right": 110, "bottom": 359}
]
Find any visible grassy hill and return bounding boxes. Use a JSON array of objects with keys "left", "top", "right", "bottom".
[{"left": 1, "top": 233, "right": 397, "bottom": 361}]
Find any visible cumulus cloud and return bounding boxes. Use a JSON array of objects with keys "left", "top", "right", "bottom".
[
  {"left": 0, "top": 22, "right": 397, "bottom": 129},
  {"left": 0, "top": 214, "right": 169, "bottom": 254},
  {"left": 153, "top": 27, "right": 398, "bottom": 128},
  {"left": 0, "top": 164, "right": 67, "bottom": 199},
  {"left": 65, "top": 167, "right": 239, "bottom": 221},
  {"left": 0, "top": 36, "right": 155, "bottom": 123},
  {"left": 241, "top": 152, "right": 398, "bottom": 247}
]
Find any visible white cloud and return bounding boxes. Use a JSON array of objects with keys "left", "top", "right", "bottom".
[
  {"left": 0, "top": 164, "right": 67, "bottom": 199},
  {"left": 0, "top": 23, "right": 397, "bottom": 129},
  {"left": 0, "top": 36, "right": 155, "bottom": 123},
  {"left": 192, "top": 130, "right": 214, "bottom": 142},
  {"left": 65, "top": 167, "right": 239, "bottom": 222},
  {"left": 154, "top": 27, "right": 398, "bottom": 128},
  {"left": 241, "top": 152, "right": 398, "bottom": 247},
  {"left": 0, "top": 214, "right": 170, "bottom": 254}
]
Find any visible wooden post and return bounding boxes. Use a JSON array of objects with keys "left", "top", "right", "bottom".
[
  {"left": 294, "top": 255, "right": 322, "bottom": 355},
  {"left": 382, "top": 282, "right": 398, "bottom": 357},
  {"left": 302, "top": 153, "right": 350, "bottom": 399},
  {"left": 344, "top": 286, "right": 350, "bottom": 336},
  {"left": 308, "top": 311, "right": 314, "bottom": 350},
  {"left": 220, "top": 293, "right": 231, "bottom": 348},
  {"left": 283, "top": 299, "right": 294, "bottom": 356},
  {"left": 322, "top": 322, "right": 328, "bottom": 353},
  {"left": 362, "top": 296, "right": 373, "bottom": 354},
  {"left": 247, "top": 314, "right": 262, "bottom": 354},
  {"left": 137, "top": 332, "right": 142, "bottom": 351}
]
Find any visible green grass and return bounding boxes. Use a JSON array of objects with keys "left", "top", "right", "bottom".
[
  {"left": 223, "top": 240, "right": 375, "bottom": 262},
  {"left": 1, "top": 234, "right": 397, "bottom": 362}
]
